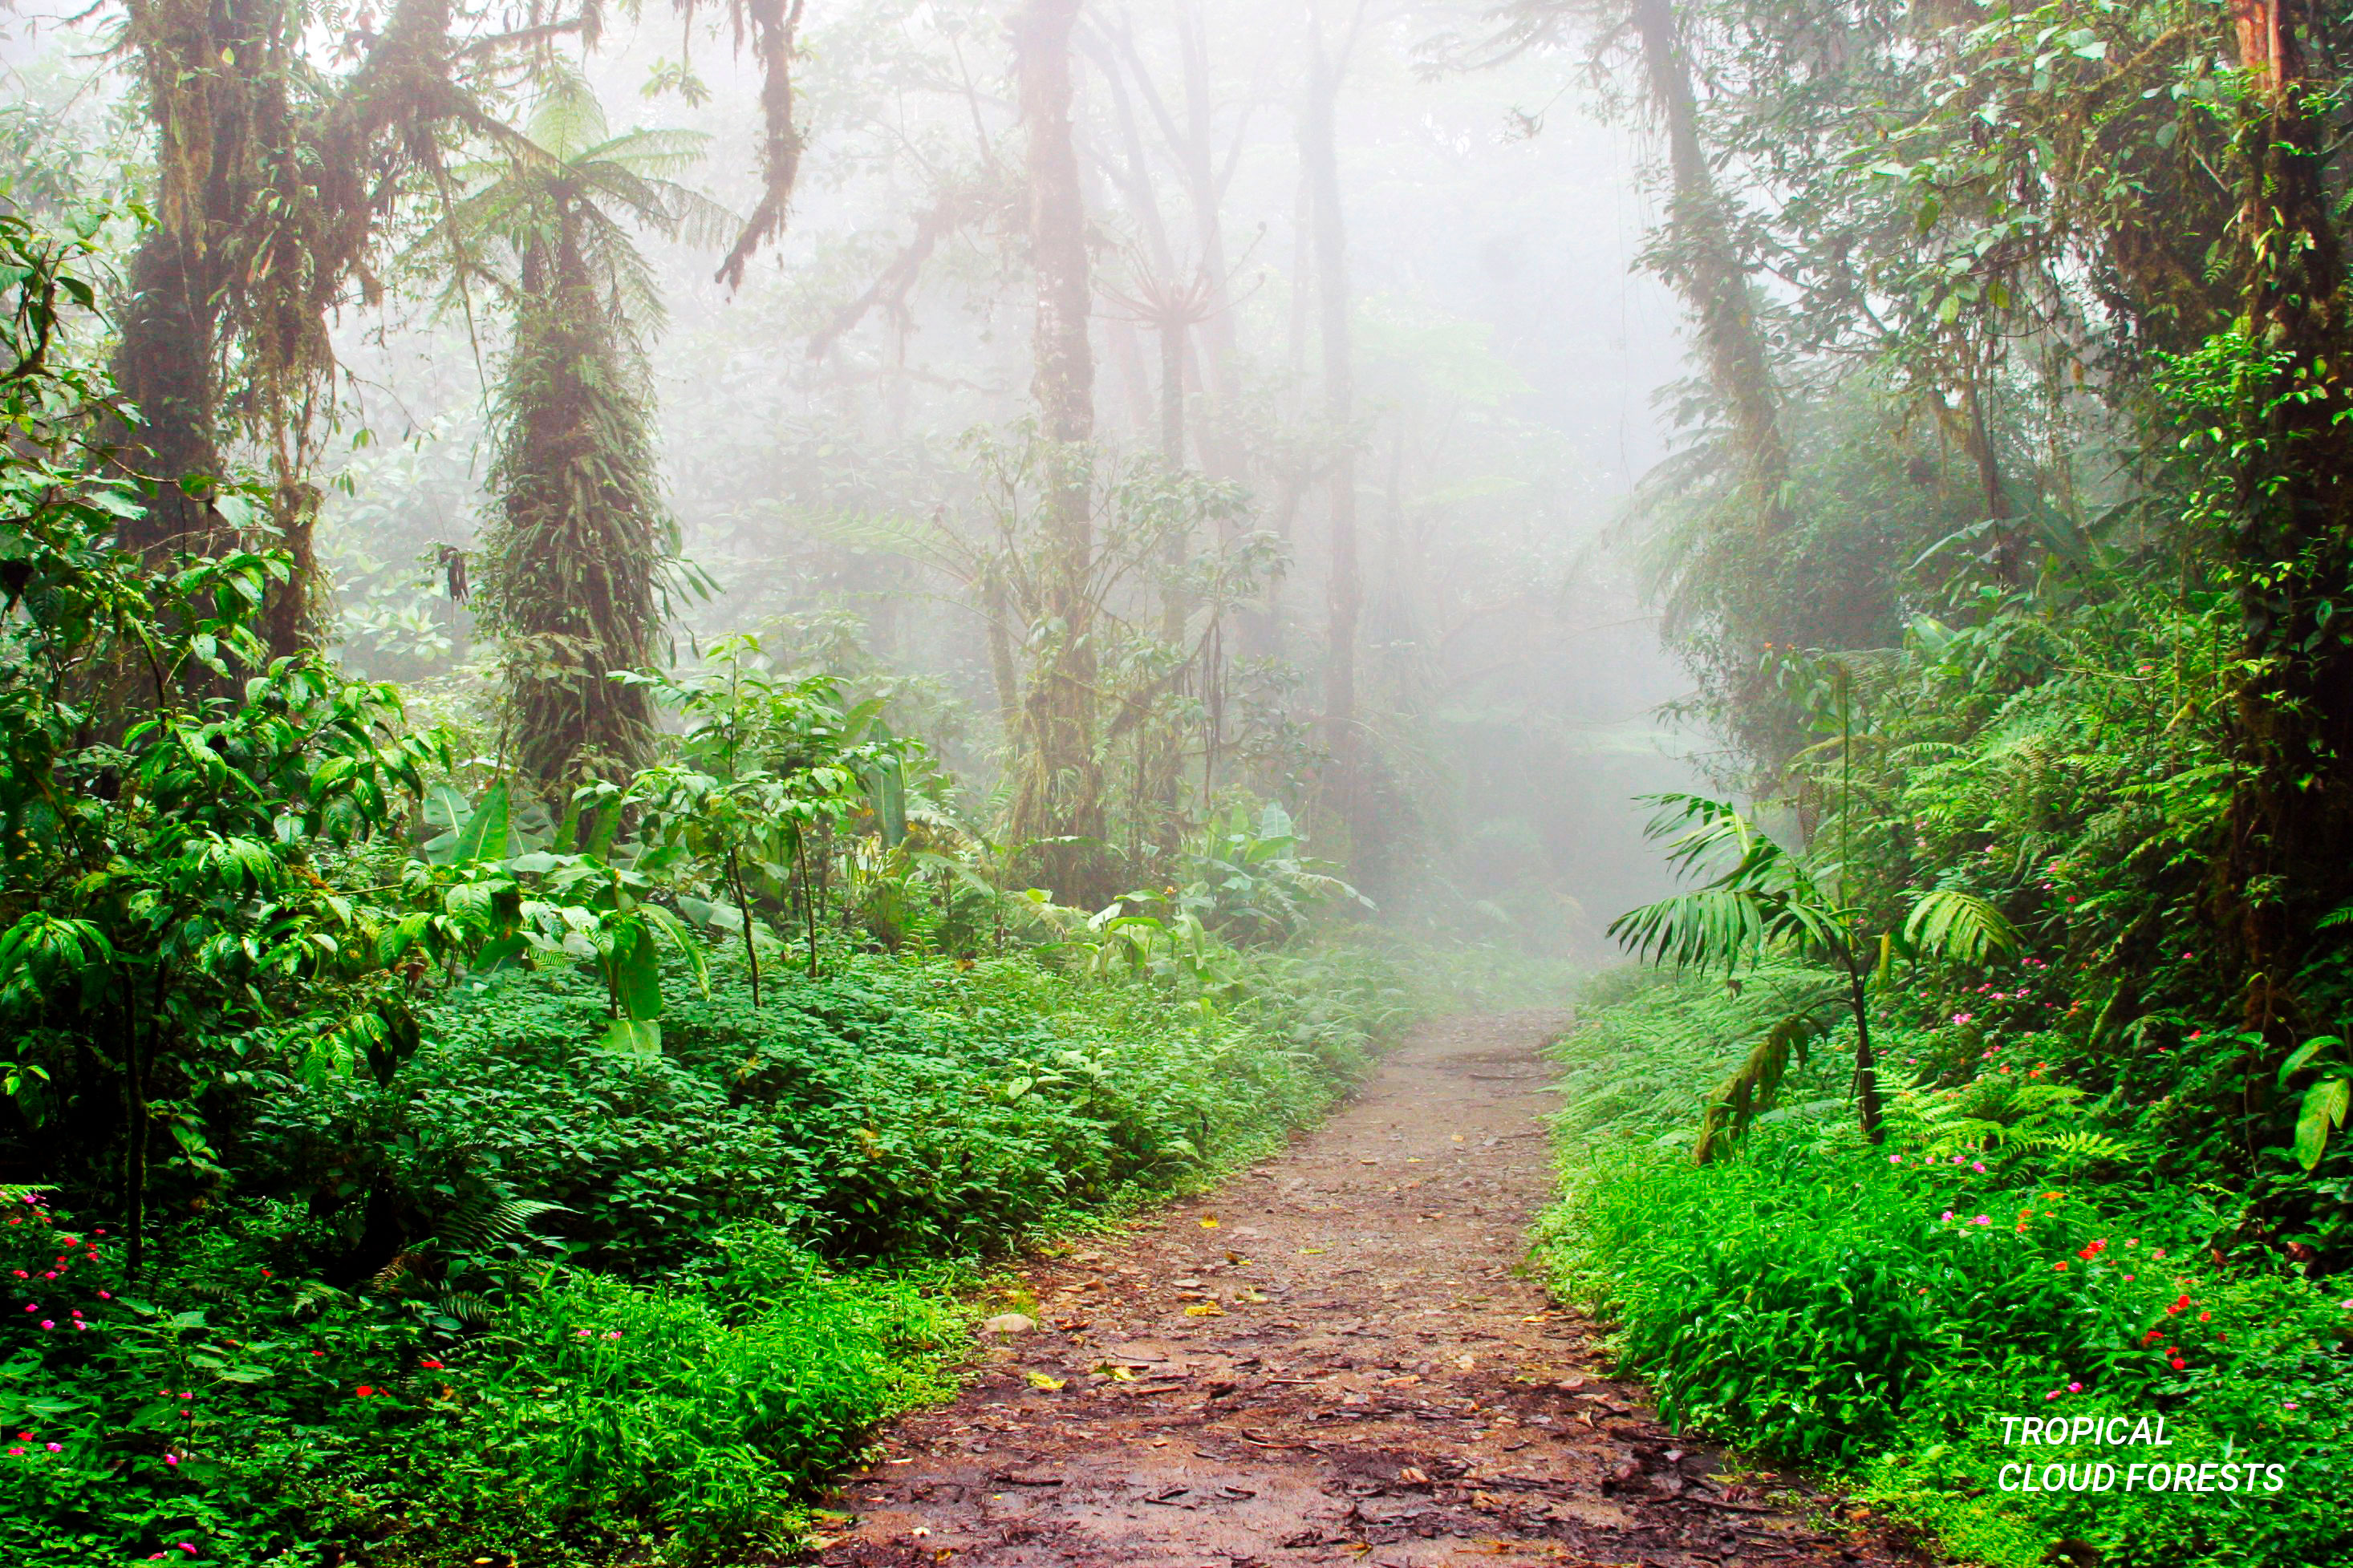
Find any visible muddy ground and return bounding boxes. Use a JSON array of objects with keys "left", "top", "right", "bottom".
[{"left": 801, "top": 1011, "right": 1926, "bottom": 1568}]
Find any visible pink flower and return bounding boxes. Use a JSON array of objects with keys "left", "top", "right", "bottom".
[
  {"left": 43, "top": 1442, "right": 58, "bottom": 1452},
  {"left": 1971, "top": 1161, "right": 1986, "bottom": 1173},
  {"left": 1889, "top": 1154, "right": 1902, "bottom": 1165},
  {"left": 96, "top": 1290, "right": 109, "bottom": 1299},
  {"left": 1972, "top": 1215, "right": 1991, "bottom": 1226},
  {"left": 38, "top": 1321, "right": 51, "bottom": 1330},
  {"left": 2067, "top": 1382, "right": 2082, "bottom": 1393},
  {"left": 1941, "top": 1211, "right": 1955, "bottom": 1222},
  {"left": 2046, "top": 1390, "right": 2061, "bottom": 1400},
  {"left": 164, "top": 1454, "right": 179, "bottom": 1467}
]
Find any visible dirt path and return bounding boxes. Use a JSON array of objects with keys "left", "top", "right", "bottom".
[{"left": 806, "top": 1011, "right": 1919, "bottom": 1568}]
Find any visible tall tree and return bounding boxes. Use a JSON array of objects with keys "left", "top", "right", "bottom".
[
  {"left": 1008, "top": 0, "right": 1110, "bottom": 903},
  {"left": 112, "top": 0, "right": 484, "bottom": 652},
  {"left": 1301, "top": 0, "right": 1363, "bottom": 837},
  {"left": 2215, "top": 0, "right": 2353, "bottom": 1020},
  {"left": 1628, "top": 0, "right": 1788, "bottom": 528},
  {"left": 458, "top": 78, "right": 720, "bottom": 790},
  {"left": 108, "top": 0, "right": 809, "bottom": 662}
]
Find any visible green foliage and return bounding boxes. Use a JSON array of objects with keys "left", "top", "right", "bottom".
[
  {"left": 0, "top": 1187, "right": 956, "bottom": 1566},
  {"left": 1539, "top": 970, "right": 2353, "bottom": 1568},
  {"left": 460, "top": 74, "right": 720, "bottom": 788},
  {"left": 1608, "top": 791, "right": 2015, "bottom": 1155}
]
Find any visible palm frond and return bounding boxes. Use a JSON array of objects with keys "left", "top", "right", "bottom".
[
  {"left": 1694, "top": 1011, "right": 1824, "bottom": 1164},
  {"left": 1608, "top": 887, "right": 1773, "bottom": 974},
  {"left": 525, "top": 67, "right": 609, "bottom": 162}
]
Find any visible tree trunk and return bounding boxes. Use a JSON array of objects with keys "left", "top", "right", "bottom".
[
  {"left": 112, "top": 227, "right": 229, "bottom": 563},
  {"left": 2220, "top": 0, "right": 2353, "bottom": 1026},
  {"left": 1630, "top": 0, "right": 1788, "bottom": 527},
  {"left": 1302, "top": 9, "right": 1361, "bottom": 838},
  {"left": 1010, "top": 0, "right": 1110, "bottom": 906},
  {"left": 1848, "top": 970, "right": 1885, "bottom": 1145}
]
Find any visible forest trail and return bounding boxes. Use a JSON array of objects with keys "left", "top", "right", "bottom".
[{"left": 801, "top": 1011, "right": 1923, "bottom": 1568}]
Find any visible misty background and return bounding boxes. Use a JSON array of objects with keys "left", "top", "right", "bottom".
[{"left": 3, "top": 0, "right": 1707, "bottom": 951}]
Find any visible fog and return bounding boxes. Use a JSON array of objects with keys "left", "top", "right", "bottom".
[{"left": 6, "top": 0, "right": 1714, "bottom": 950}]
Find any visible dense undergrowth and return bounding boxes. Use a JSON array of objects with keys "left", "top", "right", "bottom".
[
  {"left": 1, "top": 939, "right": 1409, "bottom": 1566},
  {"left": 1540, "top": 970, "right": 2353, "bottom": 1568}
]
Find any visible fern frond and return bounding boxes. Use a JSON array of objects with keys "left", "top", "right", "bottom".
[
  {"left": 439, "top": 1197, "right": 566, "bottom": 1253},
  {"left": 1900, "top": 889, "right": 2018, "bottom": 965}
]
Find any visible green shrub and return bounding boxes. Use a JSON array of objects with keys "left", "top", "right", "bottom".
[
  {"left": 1538, "top": 970, "right": 2353, "bottom": 1568},
  {"left": 2, "top": 938, "right": 1409, "bottom": 1566},
  {"left": 0, "top": 1195, "right": 955, "bottom": 1566}
]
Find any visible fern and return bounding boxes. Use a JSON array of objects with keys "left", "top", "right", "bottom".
[{"left": 438, "top": 1197, "right": 566, "bottom": 1254}]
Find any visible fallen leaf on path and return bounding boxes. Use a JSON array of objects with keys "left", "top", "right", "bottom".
[
  {"left": 1199, "top": 1218, "right": 1219, "bottom": 1228},
  {"left": 1299, "top": 1246, "right": 1326, "bottom": 1254},
  {"left": 1184, "top": 1302, "right": 1225, "bottom": 1317},
  {"left": 1024, "top": 1371, "right": 1065, "bottom": 1390}
]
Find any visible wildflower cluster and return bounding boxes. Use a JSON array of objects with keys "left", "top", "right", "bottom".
[{"left": 4, "top": 1191, "right": 112, "bottom": 1340}]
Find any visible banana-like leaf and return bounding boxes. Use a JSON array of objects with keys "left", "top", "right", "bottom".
[
  {"left": 454, "top": 780, "right": 511, "bottom": 865},
  {"left": 2294, "top": 1076, "right": 2351, "bottom": 1171}
]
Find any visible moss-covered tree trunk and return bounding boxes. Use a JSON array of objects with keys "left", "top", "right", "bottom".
[
  {"left": 481, "top": 207, "right": 665, "bottom": 792},
  {"left": 2220, "top": 1, "right": 2353, "bottom": 1026},
  {"left": 1630, "top": 0, "right": 1787, "bottom": 528}
]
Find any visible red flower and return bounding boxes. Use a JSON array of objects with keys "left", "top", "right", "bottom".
[
  {"left": 418, "top": 1359, "right": 444, "bottom": 1370},
  {"left": 355, "top": 1386, "right": 375, "bottom": 1398},
  {"left": 2169, "top": 1358, "right": 2186, "bottom": 1371}
]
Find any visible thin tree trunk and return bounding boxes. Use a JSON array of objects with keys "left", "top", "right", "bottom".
[
  {"left": 1010, "top": 0, "right": 1108, "bottom": 906},
  {"left": 1158, "top": 316, "right": 1191, "bottom": 644},
  {"left": 1848, "top": 970, "right": 1884, "bottom": 1145},
  {"left": 1302, "top": 8, "right": 1361, "bottom": 834}
]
